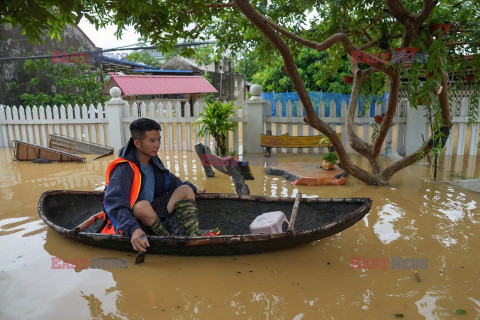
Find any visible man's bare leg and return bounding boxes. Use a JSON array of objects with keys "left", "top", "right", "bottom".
[
  {"left": 166, "top": 185, "right": 196, "bottom": 214},
  {"left": 133, "top": 200, "right": 169, "bottom": 236}
]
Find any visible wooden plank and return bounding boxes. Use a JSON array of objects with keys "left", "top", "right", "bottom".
[
  {"left": 19, "top": 106, "right": 27, "bottom": 142},
  {"left": 140, "top": 102, "right": 147, "bottom": 117},
  {"left": 12, "top": 140, "right": 85, "bottom": 162},
  {"left": 341, "top": 100, "right": 348, "bottom": 151},
  {"left": 13, "top": 106, "right": 20, "bottom": 142},
  {"left": 175, "top": 101, "right": 183, "bottom": 151},
  {"left": 67, "top": 105, "right": 74, "bottom": 138},
  {"left": 469, "top": 123, "right": 479, "bottom": 156},
  {"left": 39, "top": 106, "right": 48, "bottom": 146},
  {"left": 286, "top": 100, "right": 293, "bottom": 154},
  {"left": 49, "top": 134, "right": 113, "bottom": 155},
  {"left": 53, "top": 105, "right": 60, "bottom": 135},
  {"left": 0, "top": 105, "right": 8, "bottom": 147},
  {"left": 185, "top": 102, "right": 192, "bottom": 151},
  {"left": 315, "top": 101, "right": 325, "bottom": 155},
  {"left": 296, "top": 101, "right": 304, "bottom": 154},
  {"left": 260, "top": 133, "right": 342, "bottom": 148},
  {"left": 328, "top": 100, "right": 336, "bottom": 132},
  {"left": 275, "top": 100, "right": 282, "bottom": 154},
  {"left": 396, "top": 100, "right": 406, "bottom": 155},
  {"left": 148, "top": 102, "right": 155, "bottom": 119},
  {"left": 193, "top": 101, "right": 200, "bottom": 146},
  {"left": 81, "top": 104, "right": 89, "bottom": 142},
  {"left": 25, "top": 106, "right": 34, "bottom": 143},
  {"left": 59, "top": 105, "right": 67, "bottom": 137},
  {"left": 88, "top": 105, "right": 97, "bottom": 144},
  {"left": 167, "top": 102, "right": 174, "bottom": 151},
  {"left": 6, "top": 106, "right": 14, "bottom": 147},
  {"left": 445, "top": 124, "right": 454, "bottom": 155},
  {"left": 97, "top": 103, "right": 106, "bottom": 145},
  {"left": 456, "top": 98, "right": 469, "bottom": 155},
  {"left": 74, "top": 105, "right": 82, "bottom": 141}
]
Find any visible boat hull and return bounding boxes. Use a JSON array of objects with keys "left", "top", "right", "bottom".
[{"left": 38, "top": 190, "right": 372, "bottom": 256}]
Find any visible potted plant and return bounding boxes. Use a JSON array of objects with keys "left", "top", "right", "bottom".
[
  {"left": 392, "top": 47, "right": 419, "bottom": 64},
  {"left": 321, "top": 152, "right": 338, "bottom": 170},
  {"left": 465, "top": 75, "right": 476, "bottom": 84},
  {"left": 430, "top": 22, "right": 452, "bottom": 36},
  {"left": 374, "top": 114, "right": 384, "bottom": 124},
  {"left": 343, "top": 75, "right": 354, "bottom": 84},
  {"left": 319, "top": 134, "right": 338, "bottom": 170},
  {"left": 194, "top": 99, "right": 240, "bottom": 156}
]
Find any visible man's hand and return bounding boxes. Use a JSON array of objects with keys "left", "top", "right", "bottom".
[{"left": 131, "top": 228, "right": 150, "bottom": 252}]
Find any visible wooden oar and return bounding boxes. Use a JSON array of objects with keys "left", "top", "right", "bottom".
[
  {"left": 135, "top": 234, "right": 147, "bottom": 265},
  {"left": 71, "top": 211, "right": 105, "bottom": 235},
  {"left": 287, "top": 193, "right": 302, "bottom": 234}
]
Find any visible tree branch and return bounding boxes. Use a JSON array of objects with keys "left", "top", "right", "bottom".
[
  {"left": 415, "top": 0, "right": 438, "bottom": 27},
  {"left": 380, "top": 126, "right": 449, "bottom": 180},
  {"left": 233, "top": 0, "right": 349, "bottom": 161},
  {"left": 345, "top": 68, "right": 374, "bottom": 158},
  {"left": 358, "top": 34, "right": 402, "bottom": 50},
  {"left": 372, "top": 72, "right": 401, "bottom": 155},
  {"left": 250, "top": 8, "right": 396, "bottom": 76},
  {"left": 362, "top": 11, "right": 382, "bottom": 42},
  {"left": 385, "top": 0, "right": 414, "bottom": 25},
  {"left": 185, "top": 2, "right": 235, "bottom": 13}
]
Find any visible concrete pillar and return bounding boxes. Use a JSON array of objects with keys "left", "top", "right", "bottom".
[
  {"left": 105, "top": 87, "right": 126, "bottom": 149},
  {"left": 244, "top": 84, "right": 265, "bottom": 154},
  {"left": 404, "top": 104, "right": 428, "bottom": 155}
]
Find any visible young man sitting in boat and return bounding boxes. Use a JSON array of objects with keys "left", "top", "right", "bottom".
[{"left": 104, "top": 118, "right": 208, "bottom": 252}]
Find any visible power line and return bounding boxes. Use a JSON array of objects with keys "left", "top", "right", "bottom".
[{"left": 0, "top": 42, "right": 213, "bottom": 62}]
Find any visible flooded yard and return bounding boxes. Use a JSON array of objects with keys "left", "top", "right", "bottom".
[{"left": 0, "top": 148, "right": 479, "bottom": 319}]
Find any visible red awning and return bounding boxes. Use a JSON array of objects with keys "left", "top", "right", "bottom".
[{"left": 105, "top": 75, "right": 218, "bottom": 96}]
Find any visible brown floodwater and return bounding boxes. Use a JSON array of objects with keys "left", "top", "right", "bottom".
[{"left": 0, "top": 148, "right": 479, "bottom": 320}]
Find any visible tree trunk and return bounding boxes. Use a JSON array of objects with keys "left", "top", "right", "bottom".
[{"left": 233, "top": 0, "right": 451, "bottom": 186}]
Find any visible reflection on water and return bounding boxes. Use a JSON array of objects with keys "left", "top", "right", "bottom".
[{"left": 0, "top": 148, "right": 479, "bottom": 319}]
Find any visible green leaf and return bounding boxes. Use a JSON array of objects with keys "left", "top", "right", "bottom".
[{"left": 454, "top": 309, "right": 467, "bottom": 315}]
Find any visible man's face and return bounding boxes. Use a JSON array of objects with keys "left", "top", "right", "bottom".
[{"left": 134, "top": 130, "right": 160, "bottom": 158}]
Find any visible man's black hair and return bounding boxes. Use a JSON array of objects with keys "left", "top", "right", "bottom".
[{"left": 130, "top": 118, "right": 161, "bottom": 141}]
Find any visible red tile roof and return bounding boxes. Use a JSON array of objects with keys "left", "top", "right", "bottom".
[{"left": 105, "top": 75, "right": 218, "bottom": 96}]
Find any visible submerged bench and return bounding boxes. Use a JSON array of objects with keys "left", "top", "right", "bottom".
[{"left": 260, "top": 131, "right": 342, "bottom": 156}]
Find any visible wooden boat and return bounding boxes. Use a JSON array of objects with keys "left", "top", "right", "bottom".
[
  {"left": 38, "top": 190, "right": 372, "bottom": 256},
  {"left": 12, "top": 140, "right": 86, "bottom": 162}
]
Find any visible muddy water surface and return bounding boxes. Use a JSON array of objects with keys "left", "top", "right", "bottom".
[{"left": 0, "top": 148, "right": 479, "bottom": 319}]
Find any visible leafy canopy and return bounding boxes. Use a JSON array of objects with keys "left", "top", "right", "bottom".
[{"left": 10, "top": 56, "right": 107, "bottom": 107}]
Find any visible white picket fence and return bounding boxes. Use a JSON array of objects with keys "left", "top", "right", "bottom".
[
  {"left": 0, "top": 93, "right": 479, "bottom": 157},
  {"left": 264, "top": 99, "right": 406, "bottom": 155},
  {"left": 0, "top": 104, "right": 108, "bottom": 147},
  {"left": 121, "top": 100, "right": 247, "bottom": 153}
]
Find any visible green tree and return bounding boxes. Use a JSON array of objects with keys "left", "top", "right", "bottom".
[
  {"left": 5, "top": 0, "right": 480, "bottom": 185},
  {"left": 126, "top": 51, "right": 162, "bottom": 68},
  {"left": 11, "top": 56, "right": 107, "bottom": 106}
]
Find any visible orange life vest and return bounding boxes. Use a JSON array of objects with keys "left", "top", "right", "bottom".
[{"left": 101, "top": 158, "right": 142, "bottom": 234}]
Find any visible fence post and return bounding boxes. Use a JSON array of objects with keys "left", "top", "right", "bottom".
[
  {"left": 244, "top": 84, "right": 265, "bottom": 154},
  {"left": 0, "top": 105, "right": 7, "bottom": 147},
  {"left": 404, "top": 103, "right": 428, "bottom": 155},
  {"left": 105, "top": 87, "right": 126, "bottom": 149}
]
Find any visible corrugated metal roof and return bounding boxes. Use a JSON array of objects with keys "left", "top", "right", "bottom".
[{"left": 105, "top": 75, "right": 218, "bottom": 96}]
